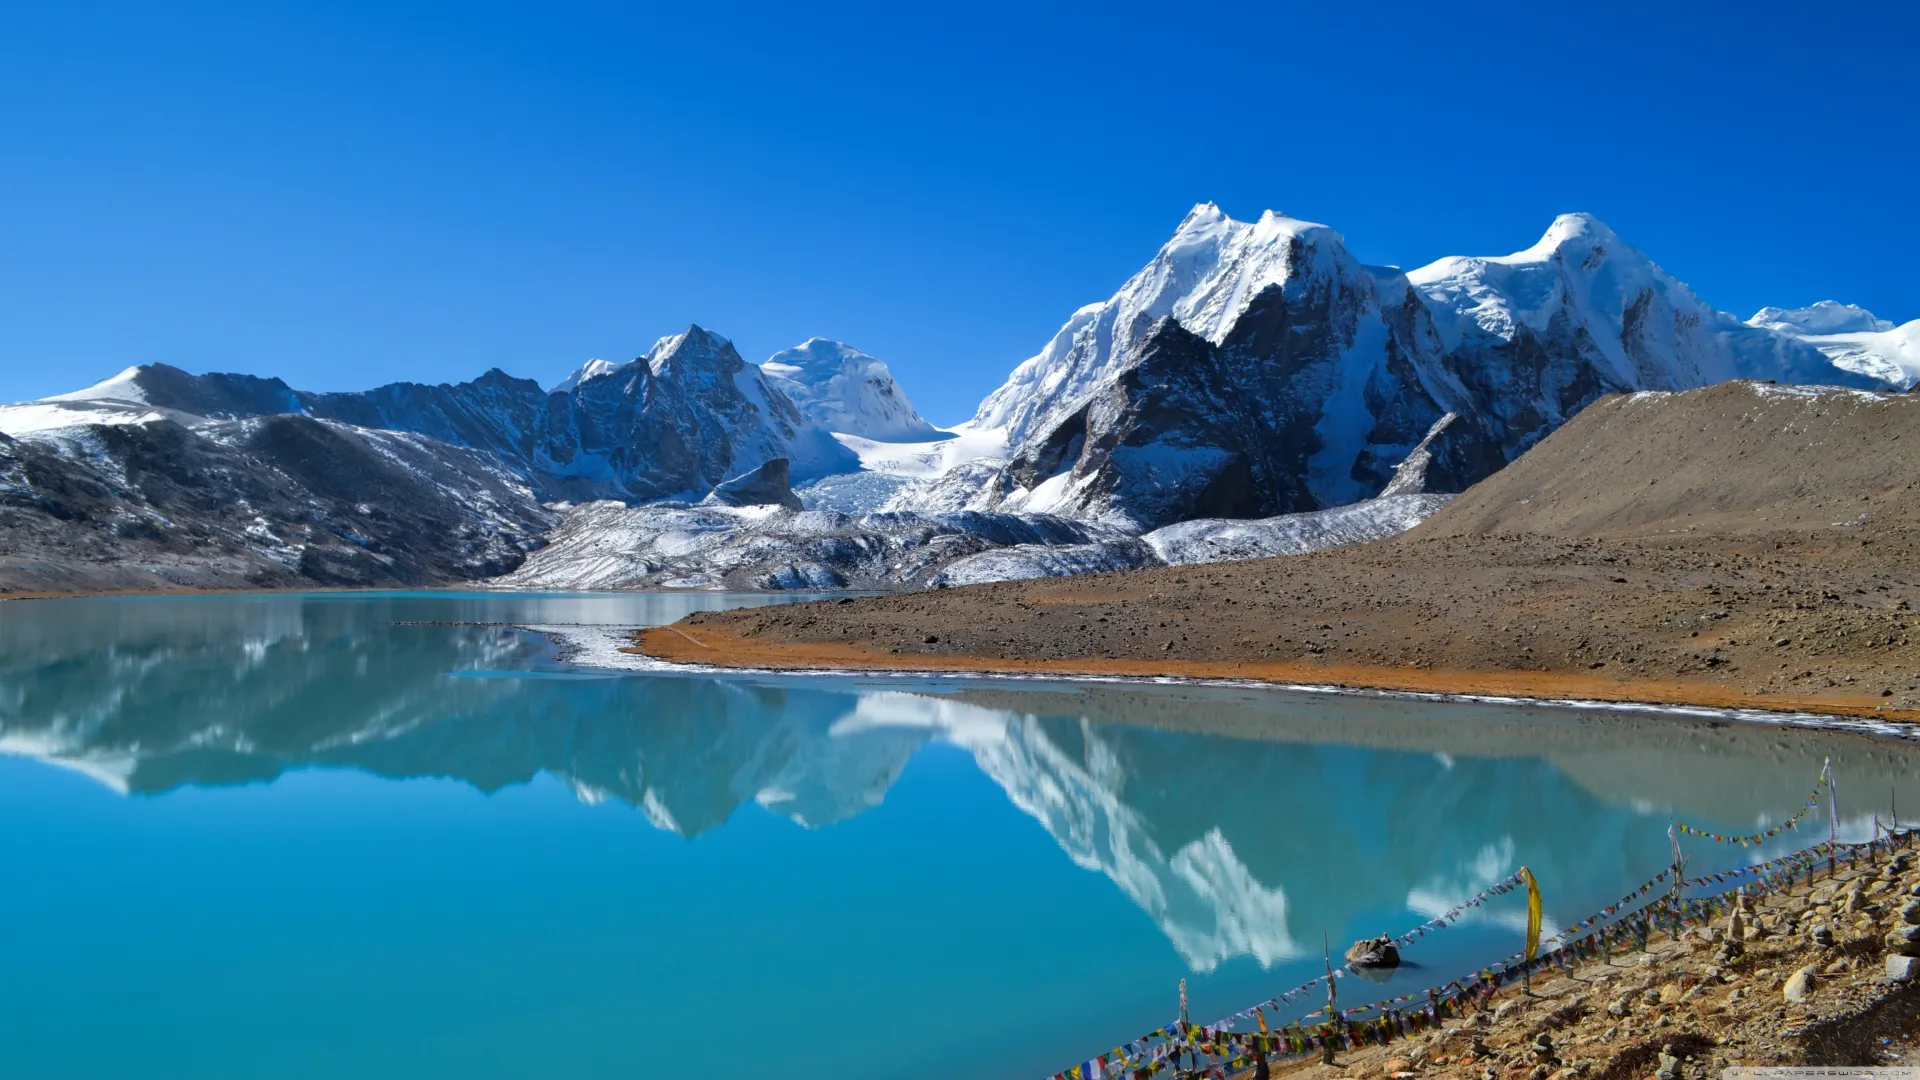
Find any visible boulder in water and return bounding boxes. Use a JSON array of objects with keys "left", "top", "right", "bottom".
[{"left": 1344, "top": 935, "right": 1400, "bottom": 970}]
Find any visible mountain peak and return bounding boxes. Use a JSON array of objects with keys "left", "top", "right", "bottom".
[
  {"left": 761, "top": 338, "right": 940, "bottom": 442},
  {"left": 551, "top": 358, "right": 623, "bottom": 393},
  {"left": 646, "top": 324, "right": 742, "bottom": 382},
  {"left": 45, "top": 365, "right": 153, "bottom": 404},
  {"left": 1176, "top": 202, "right": 1227, "bottom": 232},
  {"left": 1512, "top": 212, "right": 1626, "bottom": 262}
]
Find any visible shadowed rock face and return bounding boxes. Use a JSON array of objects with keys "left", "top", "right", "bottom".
[
  {"left": 297, "top": 328, "right": 850, "bottom": 501},
  {"left": 0, "top": 414, "right": 553, "bottom": 592},
  {"left": 999, "top": 316, "right": 1316, "bottom": 530},
  {"left": 706, "top": 458, "right": 803, "bottom": 511},
  {"left": 982, "top": 240, "right": 1512, "bottom": 530},
  {"left": 995, "top": 275, "right": 1503, "bottom": 531},
  {"left": 108, "top": 365, "right": 309, "bottom": 419}
]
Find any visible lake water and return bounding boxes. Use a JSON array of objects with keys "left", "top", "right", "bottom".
[{"left": 3, "top": 591, "right": 1918, "bottom": 1080}]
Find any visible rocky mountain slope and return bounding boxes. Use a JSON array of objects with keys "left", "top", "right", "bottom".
[
  {"left": 1424, "top": 381, "right": 1920, "bottom": 539},
  {"left": 0, "top": 412, "right": 552, "bottom": 592}
]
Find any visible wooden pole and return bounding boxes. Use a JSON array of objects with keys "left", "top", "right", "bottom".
[
  {"left": 1825, "top": 758, "right": 1839, "bottom": 879},
  {"left": 1178, "top": 978, "right": 1193, "bottom": 1079},
  {"left": 1322, "top": 934, "right": 1338, "bottom": 1065}
]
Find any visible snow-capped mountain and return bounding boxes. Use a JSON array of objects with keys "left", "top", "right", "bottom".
[
  {"left": 312, "top": 324, "right": 857, "bottom": 498},
  {"left": 909, "top": 206, "right": 1888, "bottom": 530},
  {"left": 13, "top": 325, "right": 857, "bottom": 505},
  {"left": 931, "top": 208, "right": 1479, "bottom": 525},
  {"left": 1746, "top": 302, "right": 1920, "bottom": 388},
  {"left": 760, "top": 338, "right": 942, "bottom": 441},
  {"left": 969, "top": 203, "right": 1332, "bottom": 448},
  {"left": 4, "top": 206, "right": 1908, "bottom": 595},
  {"left": 1409, "top": 213, "right": 1858, "bottom": 393},
  {"left": 0, "top": 325, "right": 864, "bottom": 591}
]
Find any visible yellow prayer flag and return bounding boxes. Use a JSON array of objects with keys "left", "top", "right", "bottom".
[{"left": 1520, "top": 866, "right": 1543, "bottom": 961}]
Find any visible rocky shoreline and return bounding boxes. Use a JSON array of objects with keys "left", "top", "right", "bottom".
[
  {"left": 1249, "top": 841, "right": 1920, "bottom": 1080},
  {"left": 1066, "top": 840, "right": 1920, "bottom": 1080}
]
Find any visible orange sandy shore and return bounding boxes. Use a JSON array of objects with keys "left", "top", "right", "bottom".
[{"left": 630, "top": 624, "right": 1920, "bottom": 725}]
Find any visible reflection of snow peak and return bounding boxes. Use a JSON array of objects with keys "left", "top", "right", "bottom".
[
  {"left": 834, "top": 692, "right": 1298, "bottom": 971},
  {"left": 1405, "top": 838, "right": 1557, "bottom": 938}
]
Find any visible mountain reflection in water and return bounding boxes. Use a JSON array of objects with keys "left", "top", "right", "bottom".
[{"left": 5, "top": 592, "right": 1917, "bottom": 981}]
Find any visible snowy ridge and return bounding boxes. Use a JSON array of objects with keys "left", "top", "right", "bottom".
[
  {"left": 1749, "top": 301, "right": 1893, "bottom": 337},
  {"left": 1747, "top": 303, "right": 1920, "bottom": 388},
  {"left": 1407, "top": 213, "right": 1852, "bottom": 391}
]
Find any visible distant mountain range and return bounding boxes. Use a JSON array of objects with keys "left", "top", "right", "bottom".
[{"left": 3, "top": 206, "right": 1914, "bottom": 592}]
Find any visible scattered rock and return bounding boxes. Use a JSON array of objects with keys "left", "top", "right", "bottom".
[
  {"left": 1782, "top": 964, "right": 1817, "bottom": 1003},
  {"left": 1885, "top": 924, "right": 1920, "bottom": 957},
  {"left": 1655, "top": 1044, "right": 1683, "bottom": 1080}
]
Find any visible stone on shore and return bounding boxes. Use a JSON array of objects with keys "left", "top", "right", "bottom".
[
  {"left": 1782, "top": 964, "right": 1817, "bottom": 1003},
  {"left": 1885, "top": 924, "right": 1920, "bottom": 957}
]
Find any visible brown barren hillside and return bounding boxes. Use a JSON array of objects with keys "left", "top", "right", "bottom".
[
  {"left": 1427, "top": 382, "right": 1920, "bottom": 538},
  {"left": 634, "top": 381, "right": 1920, "bottom": 721}
]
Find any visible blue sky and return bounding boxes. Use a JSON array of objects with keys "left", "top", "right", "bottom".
[{"left": 1, "top": 1, "right": 1913, "bottom": 424}]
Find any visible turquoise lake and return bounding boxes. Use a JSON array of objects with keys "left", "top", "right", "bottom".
[{"left": 2, "top": 591, "right": 1918, "bottom": 1079}]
